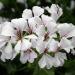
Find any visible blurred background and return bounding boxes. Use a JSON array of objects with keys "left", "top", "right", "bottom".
[{"left": 0, "top": 0, "right": 75, "bottom": 75}]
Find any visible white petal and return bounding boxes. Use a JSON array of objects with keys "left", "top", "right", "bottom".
[
  {"left": 46, "top": 22, "right": 57, "bottom": 35},
  {"left": 0, "top": 35, "right": 9, "bottom": 48},
  {"left": 60, "top": 37, "right": 73, "bottom": 53},
  {"left": 4, "top": 42, "right": 13, "bottom": 54},
  {"left": 33, "top": 6, "right": 44, "bottom": 16},
  {"left": 34, "top": 25, "right": 45, "bottom": 37},
  {"left": 36, "top": 37, "right": 45, "bottom": 54},
  {"left": 34, "top": 16, "right": 42, "bottom": 25},
  {"left": 28, "top": 17, "right": 37, "bottom": 31},
  {"left": 57, "top": 23, "right": 75, "bottom": 37},
  {"left": 31, "top": 39, "right": 37, "bottom": 48},
  {"left": 20, "top": 52, "right": 28, "bottom": 64},
  {"left": 0, "top": 51, "right": 6, "bottom": 62},
  {"left": 48, "top": 39, "right": 59, "bottom": 52},
  {"left": 1, "top": 22, "right": 15, "bottom": 36},
  {"left": 11, "top": 51, "right": 18, "bottom": 60},
  {"left": 15, "top": 39, "right": 31, "bottom": 52},
  {"left": 38, "top": 55, "right": 46, "bottom": 68},
  {"left": 11, "top": 18, "right": 28, "bottom": 31},
  {"left": 67, "top": 29, "right": 75, "bottom": 38},
  {"left": 71, "top": 37, "right": 75, "bottom": 47},
  {"left": 21, "top": 39, "right": 32, "bottom": 51},
  {"left": 55, "top": 52, "right": 67, "bottom": 60},
  {"left": 15, "top": 40, "right": 21, "bottom": 53},
  {"left": 46, "top": 4, "right": 63, "bottom": 21},
  {"left": 71, "top": 49, "right": 75, "bottom": 55},
  {"left": 28, "top": 50, "right": 37, "bottom": 63},
  {"left": 54, "top": 52, "right": 67, "bottom": 67},
  {"left": 0, "top": 41, "right": 6, "bottom": 49},
  {"left": 41, "top": 14, "right": 55, "bottom": 25},
  {"left": 1, "top": 48, "right": 13, "bottom": 60},
  {"left": 28, "top": 17, "right": 43, "bottom": 32},
  {"left": 22, "top": 9, "right": 32, "bottom": 19},
  {"left": 45, "top": 54, "right": 53, "bottom": 69}
]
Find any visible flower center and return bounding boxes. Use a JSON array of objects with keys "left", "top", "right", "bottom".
[
  {"left": 44, "top": 32, "right": 49, "bottom": 41},
  {"left": 17, "top": 30, "right": 23, "bottom": 41}
]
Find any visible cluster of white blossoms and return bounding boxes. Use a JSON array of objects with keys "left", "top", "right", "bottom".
[{"left": 0, "top": 4, "right": 75, "bottom": 69}]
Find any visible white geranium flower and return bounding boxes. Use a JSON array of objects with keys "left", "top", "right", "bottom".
[
  {"left": 20, "top": 49, "right": 37, "bottom": 64},
  {"left": 38, "top": 54, "right": 54, "bottom": 69},
  {"left": 0, "top": 22, "right": 17, "bottom": 61},
  {"left": 53, "top": 52, "right": 67, "bottom": 67},
  {"left": 45, "top": 4, "right": 63, "bottom": 21},
  {"left": 36, "top": 37, "right": 59, "bottom": 54},
  {"left": 0, "top": 4, "right": 75, "bottom": 69},
  {"left": 57, "top": 23, "right": 75, "bottom": 53},
  {"left": 22, "top": 6, "right": 44, "bottom": 19},
  {"left": 11, "top": 18, "right": 37, "bottom": 53}
]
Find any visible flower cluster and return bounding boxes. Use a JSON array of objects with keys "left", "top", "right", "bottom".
[{"left": 0, "top": 4, "right": 75, "bottom": 69}]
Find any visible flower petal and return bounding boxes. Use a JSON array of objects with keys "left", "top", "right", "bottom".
[
  {"left": 20, "top": 52, "right": 28, "bottom": 64},
  {"left": 38, "top": 55, "right": 46, "bottom": 68},
  {"left": 22, "top": 9, "right": 32, "bottom": 19},
  {"left": 1, "top": 22, "right": 15, "bottom": 36},
  {"left": 33, "top": 6, "right": 44, "bottom": 16},
  {"left": 11, "top": 18, "right": 28, "bottom": 31},
  {"left": 45, "top": 4, "right": 63, "bottom": 21},
  {"left": 60, "top": 37, "right": 73, "bottom": 53}
]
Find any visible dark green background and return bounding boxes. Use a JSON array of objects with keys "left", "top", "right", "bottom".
[{"left": 0, "top": 0, "right": 75, "bottom": 75}]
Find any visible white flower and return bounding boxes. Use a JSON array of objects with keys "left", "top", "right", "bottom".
[
  {"left": 38, "top": 54, "right": 54, "bottom": 69},
  {"left": 36, "top": 37, "right": 59, "bottom": 54},
  {"left": 20, "top": 49, "right": 37, "bottom": 64},
  {"left": 57, "top": 23, "right": 75, "bottom": 53},
  {"left": 22, "top": 6, "right": 44, "bottom": 19},
  {"left": 45, "top": 4, "right": 63, "bottom": 21},
  {"left": 0, "top": 4, "right": 75, "bottom": 69},
  {"left": 11, "top": 18, "right": 37, "bottom": 53},
  {"left": 53, "top": 52, "right": 67, "bottom": 67}
]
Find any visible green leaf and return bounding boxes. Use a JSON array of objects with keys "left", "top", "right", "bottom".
[{"left": 33, "top": 64, "right": 54, "bottom": 75}]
